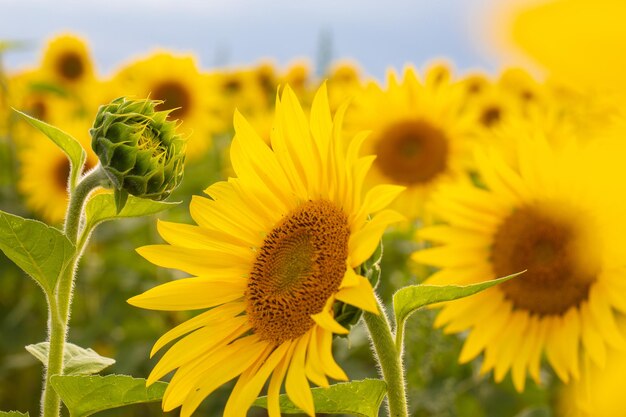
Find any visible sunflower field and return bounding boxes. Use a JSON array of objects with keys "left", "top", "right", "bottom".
[{"left": 2, "top": 1, "right": 626, "bottom": 417}]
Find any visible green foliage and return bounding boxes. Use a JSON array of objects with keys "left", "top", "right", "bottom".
[
  {"left": 25, "top": 342, "right": 115, "bottom": 376},
  {"left": 253, "top": 379, "right": 387, "bottom": 417},
  {"left": 84, "top": 193, "right": 178, "bottom": 232},
  {"left": 0, "top": 412, "right": 29, "bottom": 416},
  {"left": 50, "top": 375, "right": 167, "bottom": 417},
  {"left": 0, "top": 211, "right": 75, "bottom": 297},
  {"left": 12, "top": 109, "right": 86, "bottom": 191},
  {"left": 393, "top": 272, "right": 523, "bottom": 334}
]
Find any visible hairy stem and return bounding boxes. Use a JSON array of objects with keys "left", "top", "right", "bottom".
[
  {"left": 363, "top": 296, "right": 408, "bottom": 417},
  {"left": 41, "top": 166, "right": 105, "bottom": 417},
  {"left": 63, "top": 165, "right": 107, "bottom": 244}
]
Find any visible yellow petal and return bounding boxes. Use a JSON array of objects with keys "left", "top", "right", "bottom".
[
  {"left": 305, "top": 329, "right": 330, "bottom": 388},
  {"left": 285, "top": 334, "right": 315, "bottom": 417},
  {"left": 180, "top": 337, "right": 268, "bottom": 417},
  {"left": 268, "top": 341, "right": 296, "bottom": 417},
  {"left": 580, "top": 302, "right": 607, "bottom": 368},
  {"left": 127, "top": 276, "right": 245, "bottom": 311},
  {"left": 339, "top": 266, "right": 360, "bottom": 289},
  {"left": 223, "top": 342, "right": 290, "bottom": 417},
  {"left": 349, "top": 209, "right": 405, "bottom": 267},
  {"left": 148, "top": 318, "right": 249, "bottom": 384},
  {"left": 311, "top": 309, "right": 349, "bottom": 335},
  {"left": 150, "top": 302, "right": 245, "bottom": 357},
  {"left": 136, "top": 244, "right": 250, "bottom": 276},
  {"left": 335, "top": 274, "right": 378, "bottom": 314},
  {"left": 317, "top": 325, "right": 348, "bottom": 381}
]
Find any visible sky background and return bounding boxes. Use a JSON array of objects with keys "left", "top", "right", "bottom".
[{"left": 0, "top": 0, "right": 509, "bottom": 81}]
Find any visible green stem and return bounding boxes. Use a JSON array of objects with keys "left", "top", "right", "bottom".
[
  {"left": 41, "top": 298, "right": 65, "bottom": 417},
  {"left": 363, "top": 296, "right": 409, "bottom": 417},
  {"left": 63, "top": 165, "right": 107, "bottom": 244},
  {"left": 41, "top": 167, "right": 106, "bottom": 417}
]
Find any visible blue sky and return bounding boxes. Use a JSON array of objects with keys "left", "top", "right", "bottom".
[{"left": 0, "top": 0, "right": 505, "bottom": 81}]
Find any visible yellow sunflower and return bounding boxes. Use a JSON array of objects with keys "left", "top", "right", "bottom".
[
  {"left": 325, "top": 60, "right": 364, "bottom": 113},
  {"left": 17, "top": 117, "right": 98, "bottom": 224},
  {"left": 345, "top": 65, "right": 476, "bottom": 220},
  {"left": 560, "top": 319, "right": 626, "bottom": 417},
  {"left": 39, "top": 33, "right": 96, "bottom": 91},
  {"left": 110, "top": 51, "right": 218, "bottom": 159},
  {"left": 7, "top": 69, "right": 94, "bottom": 146},
  {"left": 128, "top": 84, "right": 404, "bottom": 417},
  {"left": 413, "top": 129, "right": 626, "bottom": 392},
  {"left": 206, "top": 66, "right": 273, "bottom": 131}
]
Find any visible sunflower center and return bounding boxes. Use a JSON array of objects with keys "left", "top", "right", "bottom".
[
  {"left": 56, "top": 52, "right": 84, "bottom": 82},
  {"left": 246, "top": 200, "right": 350, "bottom": 344},
  {"left": 54, "top": 157, "right": 94, "bottom": 193},
  {"left": 31, "top": 100, "right": 48, "bottom": 121},
  {"left": 480, "top": 106, "right": 502, "bottom": 127},
  {"left": 375, "top": 119, "right": 449, "bottom": 186},
  {"left": 491, "top": 206, "right": 598, "bottom": 316},
  {"left": 54, "top": 158, "right": 71, "bottom": 192},
  {"left": 153, "top": 81, "right": 191, "bottom": 119}
]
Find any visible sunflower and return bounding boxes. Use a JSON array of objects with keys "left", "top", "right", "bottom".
[
  {"left": 128, "top": 84, "right": 404, "bottom": 417},
  {"left": 110, "top": 51, "right": 218, "bottom": 159},
  {"left": 412, "top": 129, "right": 626, "bottom": 392},
  {"left": 17, "top": 117, "right": 98, "bottom": 224},
  {"left": 7, "top": 69, "right": 93, "bottom": 147},
  {"left": 39, "top": 33, "right": 96, "bottom": 91},
  {"left": 560, "top": 318, "right": 626, "bottom": 417},
  {"left": 326, "top": 60, "right": 364, "bottom": 113},
  {"left": 345, "top": 65, "right": 476, "bottom": 220}
]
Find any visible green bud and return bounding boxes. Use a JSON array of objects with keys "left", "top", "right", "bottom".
[{"left": 90, "top": 97, "right": 186, "bottom": 211}]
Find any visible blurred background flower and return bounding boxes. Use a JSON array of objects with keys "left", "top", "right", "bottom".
[{"left": 2, "top": 0, "right": 626, "bottom": 416}]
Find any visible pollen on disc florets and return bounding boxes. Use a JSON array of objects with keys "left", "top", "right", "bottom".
[{"left": 246, "top": 200, "right": 350, "bottom": 345}]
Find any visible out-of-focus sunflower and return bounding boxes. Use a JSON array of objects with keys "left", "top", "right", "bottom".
[
  {"left": 39, "top": 33, "right": 96, "bottom": 92},
  {"left": 110, "top": 51, "right": 217, "bottom": 159},
  {"left": 413, "top": 131, "right": 626, "bottom": 392},
  {"left": 207, "top": 67, "right": 272, "bottom": 131},
  {"left": 489, "top": 0, "right": 626, "bottom": 94},
  {"left": 128, "top": 84, "right": 404, "bottom": 417},
  {"left": 280, "top": 60, "right": 314, "bottom": 101},
  {"left": 325, "top": 60, "right": 364, "bottom": 113},
  {"left": 345, "top": 65, "right": 476, "bottom": 220},
  {"left": 17, "top": 117, "right": 98, "bottom": 223},
  {"left": 560, "top": 319, "right": 626, "bottom": 417}
]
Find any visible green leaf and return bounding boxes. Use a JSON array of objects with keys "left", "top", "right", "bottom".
[
  {"left": 393, "top": 272, "right": 524, "bottom": 333},
  {"left": 50, "top": 375, "right": 167, "bottom": 417},
  {"left": 0, "top": 411, "right": 29, "bottom": 417},
  {"left": 253, "top": 379, "right": 387, "bottom": 417},
  {"left": 25, "top": 342, "right": 115, "bottom": 375},
  {"left": 113, "top": 189, "right": 129, "bottom": 214},
  {"left": 13, "top": 108, "right": 86, "bottom": 190},
  {"left": 84, "top": 193, "right": 178, "bottom": 232},
  {"left": 0, "top": 210, "right": 75, "bottom": 296}
]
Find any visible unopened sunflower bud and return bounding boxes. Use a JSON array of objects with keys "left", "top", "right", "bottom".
[{"left": 90, "top": 97, "right": 186, "bottom": 211}]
